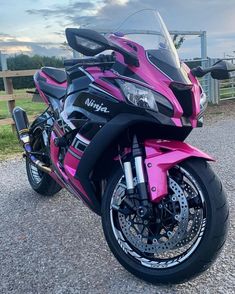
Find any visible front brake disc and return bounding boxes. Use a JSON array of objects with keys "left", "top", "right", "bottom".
[{"left": 118, "top": 178, "right": 189, "bottom": 254}]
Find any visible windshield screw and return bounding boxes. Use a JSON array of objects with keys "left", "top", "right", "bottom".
[
  {"left": 151, "top": 187, "right": 156, "bottom": 192},
  {"left": 147, "top": 163, "right": 152, "bottom": 168}
]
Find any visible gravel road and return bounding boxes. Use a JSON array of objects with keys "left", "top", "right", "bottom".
[{"left": 0, "top": 117, "right": 234, "bottom": 294}]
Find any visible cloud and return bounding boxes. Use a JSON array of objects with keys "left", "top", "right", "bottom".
[
  {"left": 26, "top": 1, "right": 96, "bottom": 19},
  {"left": 0, "top": 33, "right": 17, "bottom": 42},
  {"left": 0, "top": 40, "right": 69, "bottom": 57}
]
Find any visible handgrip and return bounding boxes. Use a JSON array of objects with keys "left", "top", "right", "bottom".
[{"left": 64, "top": 58, "right": 97, "bottom": 67}]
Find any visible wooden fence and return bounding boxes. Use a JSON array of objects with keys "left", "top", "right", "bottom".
[{"left": 0, "top": 69, "right": 38, "bottom": 131}]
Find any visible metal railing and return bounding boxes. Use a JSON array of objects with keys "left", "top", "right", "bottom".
[{"left": 218, "top": 58, "right": 235, "bottom": 101}]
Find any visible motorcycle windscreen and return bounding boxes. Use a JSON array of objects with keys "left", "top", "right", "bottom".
[{"left": 113, "top": 9, "right": 191, "bottom": 83}]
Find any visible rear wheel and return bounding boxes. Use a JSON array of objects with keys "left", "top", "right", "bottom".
[
  {"left": 25, "top": 126, "right": 62, "bottom": 196},
  {"left": 26, "top": 157, "right": 62, "bottom": 196},
  {"left": 101, "top": 158, "right": 229, "bottom": 284}
]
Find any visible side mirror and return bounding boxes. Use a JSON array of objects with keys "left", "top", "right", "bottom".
[
  {"left": 191, "top": 60, "right": 235, "bottom": 80},
  {"left": 65, "top": 28, "right": 110, "bottom": 56},
  {"left": 210, "top": 60, "right": 234, "bottom": 80},
  {"left": 65, "top": 28, "right": 139, "bottom": 67}
]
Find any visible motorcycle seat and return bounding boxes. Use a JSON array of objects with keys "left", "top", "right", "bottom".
[
  {"left": 42, "top": 67, "right": 67, "bottom": 84},
  {"left": 38, "top": 80, "right": 66, "bottom": 100}
]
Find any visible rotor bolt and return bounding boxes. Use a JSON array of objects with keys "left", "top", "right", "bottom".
[
  {"left": 147, "top": 163, "right": 152, "bottom": 168},
  {"left": 158, "top": 204, "right": 163, "bottom": 209},
  {"left": 172, "top": 196, "right": 176, "bottom": 201},
  {"left": 167, "top": 231, "right": 173, "bottom": 237},
  {"left": 151, "top": 187, "right": 156, "bottom": 192},
  {"left": 175, "top": 215, "right": 180, "bottom": 221}
]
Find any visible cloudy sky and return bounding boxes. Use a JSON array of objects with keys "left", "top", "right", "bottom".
[{"left": 0, "top": 0, "right": 235, "bottom": 59}]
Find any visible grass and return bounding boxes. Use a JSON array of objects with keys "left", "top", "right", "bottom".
[
  {"left": 0, "top": 98, "right": 46, "bottom": 119},
  {"left": 220, "top": 87, "right": 235, "bottom": 99},
  {"left": 0, "top": 126, "right": 21, "bottom": 159},
  {"left": 0, "top": 89, "right": 47, "bottom": 159}
]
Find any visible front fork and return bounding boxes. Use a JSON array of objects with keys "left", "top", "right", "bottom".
[{"left": 122, "top": 136, "right": 150, "bottom": 217}]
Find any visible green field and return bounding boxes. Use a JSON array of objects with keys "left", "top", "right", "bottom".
[
  {"left": 0, "top": 126, "right": 21, "bottom": 158},
  {"left": 220, "top": 87, "right": 235, "bottom": 99},
  {"left": 0, "top": 90, "right": 46, "bottom": 159}
]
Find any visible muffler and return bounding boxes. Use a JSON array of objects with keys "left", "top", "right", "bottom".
[{"left": 12, "top": 107, "right": 51, "bottom": 174}]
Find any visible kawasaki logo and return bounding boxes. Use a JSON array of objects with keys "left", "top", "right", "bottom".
[{"left": 85, "top": 98, "right": 110, "bottom": 113}]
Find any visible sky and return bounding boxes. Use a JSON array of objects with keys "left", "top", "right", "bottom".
[{"left": 0, "top": 0, "right": 235, "bottom": 59}]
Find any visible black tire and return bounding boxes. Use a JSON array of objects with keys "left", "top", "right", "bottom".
[
  {"left": 26, "top": 157, "right": 62, "bottom": 196},
  {"left": 101, "top": 158, "right": 229, "bottom": 284}
]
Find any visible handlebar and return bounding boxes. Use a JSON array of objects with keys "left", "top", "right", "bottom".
[{"left": 64, "top": 54, "right": 116, "bottom": 68}]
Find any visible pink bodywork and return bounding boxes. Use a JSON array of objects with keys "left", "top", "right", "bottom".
[
  {"left": 100, "top": 34, "right": 201, "bottom": 127},
  {"left": 144, "top": 140, "right": 214, "bottom": 203}
]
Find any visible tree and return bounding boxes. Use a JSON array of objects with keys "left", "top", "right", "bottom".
[
  {"left": 0, "top": 54, "right": 64, "bottom": 90},
  {"left": 173, "top": 34, "right": 185, "bottom": 49}
]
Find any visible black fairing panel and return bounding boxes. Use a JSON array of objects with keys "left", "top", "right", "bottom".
[
  {"left": 67, "top": 76, "right": 91, "bottom": 95},
  {"left": 75, "top": 113, "right": 154, "bottom": 214},
  {"left": 74, "top": 113, "right": 192, "bottom": 215},
  {"left": 147, "top": 50, "right": 191, "bottom": 84}
]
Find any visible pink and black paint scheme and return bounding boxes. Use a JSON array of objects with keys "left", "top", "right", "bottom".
[{"left": 28, "top": 28, "right": 212, "bottom": 215}]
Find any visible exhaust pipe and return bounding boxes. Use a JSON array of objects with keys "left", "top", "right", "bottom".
[{"left": 12, "top": 107, "right": 51, "bottom": 174}]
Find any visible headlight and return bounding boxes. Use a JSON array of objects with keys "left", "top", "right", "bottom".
[{"left": 117, "top": 79, "right": 173, "bottom": 114}]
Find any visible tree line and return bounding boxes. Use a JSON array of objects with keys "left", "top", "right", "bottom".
[{"left": 0, "top": 54, "right": 64, "bottom": 91}]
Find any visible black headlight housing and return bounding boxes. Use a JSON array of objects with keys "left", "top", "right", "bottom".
[{"left": 117, "top": 79, "right": 174, "bottom": 116}]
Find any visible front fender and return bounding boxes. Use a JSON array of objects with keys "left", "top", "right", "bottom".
[{"left": 144, "top": 140, "right": 214, "bottom": 202}]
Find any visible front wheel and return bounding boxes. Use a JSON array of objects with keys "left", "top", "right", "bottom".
[{"left": 101, "top": 158, "right": 229, "bottom": 284}]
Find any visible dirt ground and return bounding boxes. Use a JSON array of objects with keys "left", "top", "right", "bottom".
[{"left": 205, "top": 100, "right": 235, "bottom": 123}]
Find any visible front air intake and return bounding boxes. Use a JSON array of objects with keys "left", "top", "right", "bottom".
[{"left": 170, "top": 82, "right": 193, "bottom": 117}]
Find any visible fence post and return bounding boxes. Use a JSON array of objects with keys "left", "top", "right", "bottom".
[
  {"left": 0, "top": 52, "right": 15, "bottom": 132},
  {"left": 208, "top": 58, "right": 220, "bottom": 104}
]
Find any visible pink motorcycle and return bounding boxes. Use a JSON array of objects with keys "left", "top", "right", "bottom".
[{"left": 13, "top": 10, "right": 231, "bottom": 284}]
